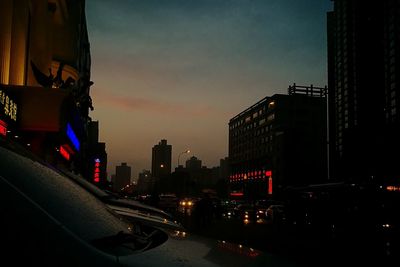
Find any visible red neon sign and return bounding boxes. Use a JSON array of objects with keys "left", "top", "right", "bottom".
[
  {"left": 265, "top": 170, "right": 272, "bottom": 177},
  {"left": 0, "top": 120, "right": 7, "bottom": 136},
  {"left": 268, "top": 177, "right": 273, "bottom": 195},
  {"left": 93, "top": 158, "right": 101, "bottom": 183},
  {"left": 59, "top": 145, "right": 70, "bottom": 160},
  {"left": 230, "top": 192, "right": 244, "bottom": 197}
]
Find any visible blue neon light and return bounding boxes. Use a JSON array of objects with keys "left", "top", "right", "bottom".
[{"left": 66, "top": 123, "right": 80, "bottom": 151}]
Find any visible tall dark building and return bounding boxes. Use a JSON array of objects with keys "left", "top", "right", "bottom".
[
  {"left": 185, "top": 156, "right": 202, "bottom": 171},
  {"left": 229, "top": 85, "right": 327, "bottom": 199},
  {"left": 87, "top": 121, "right": 107, "bottom": 187},
  {"left": 136, "top": 169, "right": 152, "bottom": 194},
  {"left": 113, "top": 162, "right": 131, "bottom": 192},
  {"left": 328, "top": 0, "right": 400, "bottom": 182},
  {"left": 151, "top": 139, "right": 172, "bottom": 179},
  {"left": 219, "top": 157, "right": 229, "bottom": 180}
]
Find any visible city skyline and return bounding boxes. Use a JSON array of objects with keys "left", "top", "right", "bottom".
[{"left": 86, "top": 0, "right": 333, "bottom": 178}]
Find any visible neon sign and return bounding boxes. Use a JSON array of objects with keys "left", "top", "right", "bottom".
[
  {"left": 59, "top": 145, "right": 70, "bottom": 160},
  {"left": 93, "top": 158, "right": 100, "bottom": 183},
  {"left": 268, "top": 177, "right": 273, "bottom": 195},
  {"left": 66, "top": 123, "right": 80, "bottom": 151},
  {"left": 386, "top": 186, "right": 400, "bottom": 192},
  {"left": 266, "top": 170, "right": 273, "bottom": 194},
  {"left": 230, "top": 192, "right": 244, "bottom": 197},
  {"left": 0, "top": 120, "right": 7, "bottom": 136},
  {"left": 229, "top": 169, "right": 272, "bottom": 182},
  {"left": 0, "top": 90, "right": 17, "bottom": 121}
]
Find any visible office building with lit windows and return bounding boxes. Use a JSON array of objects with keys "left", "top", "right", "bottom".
[
  {"left": 328, "top": 0, "right": 400, "bottom": 182},
  {"left": 229, "top": 84, "right": 327, "bottom": 199}
]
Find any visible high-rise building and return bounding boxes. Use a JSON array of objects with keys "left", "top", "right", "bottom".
[
  {"left": 219, "top": 157, "right": 229, "bottom": 180},
  {"left": 136, "top": 169, "right": 152, "bottom": 194},
  {"left": 151, "top": 139, "right": 172, "bottom": 179},
  {"left": 87, "top": 121, "right": 107, "bottom": 187},
  {"left": 229, "top": 84, "right": 327, "bottom": 199},
  {"left": 113, "top": 163, "right": 131, "bottom": 192},
  {"left": 328, "top": 0, "right": 400, "bottom": 182}
]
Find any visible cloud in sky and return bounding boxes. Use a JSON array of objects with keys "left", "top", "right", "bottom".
[{"left": 93, "top": 88, "right": 229, "bottom": 118}]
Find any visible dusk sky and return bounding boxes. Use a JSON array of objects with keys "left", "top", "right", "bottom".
[{"left": 85, "top": 0, "right": 333, "bottom": 179}]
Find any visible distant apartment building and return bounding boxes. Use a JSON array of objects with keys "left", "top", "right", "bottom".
[
  {"left": 327, "top": 0, "right": 400, "bottom": 182},
  {"left": 185, "top": 156, "right": 217, "bottom": 188},
  {"left": 151, "top": 139, "right": 172, "bottom": 179},
  {"left": 229, "top": 84, "right": 327, "bottom": 199},
  {"left": 113, "top": 162, "right": 131, "bottom": 192},
  {"left": 185, "top": 156, "right": 202, "bottom": 171},
  {"left": 136, "top": 169, "right": 152, "bottom": 194}
]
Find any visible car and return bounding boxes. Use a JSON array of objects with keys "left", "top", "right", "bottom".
[
  {"left": 0, "top": 141, "right": 144, "bottom": 266},
  {"left": 55, "top": 168, "right": 183, "bottom": 231},
  {"left": 265, "top": 204, "right": 286, "bottom": 223},
  {"left": 178, "top": 197, "right": 198, "bottom": 215},
  {"left": 0, "top": 140, "right": 301, "bottom": 267},
  {"left": 158, "top": 193, "right": 179, "bottom": 211}
]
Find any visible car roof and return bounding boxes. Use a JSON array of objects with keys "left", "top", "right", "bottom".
[{"left": 0, "top": 144, "right": 132, "bottom": 243}]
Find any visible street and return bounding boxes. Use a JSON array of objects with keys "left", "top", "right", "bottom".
[{"left": 174, "top": 208, "right": 399, "bottom": 267}]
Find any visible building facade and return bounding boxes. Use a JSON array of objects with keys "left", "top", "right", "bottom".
[
  {"left": 151, "top": 139, "right": 172, "bottom": 180},
  {"left": 136, "top": 169, "right": 152, "bottom": 194},
  {"left": 328, "top": 0, "right": 400, "bottom": 182},
  {"left": 87, "top": 121, "right": 107, "bottom": 187},
  {"left": 185, "top": 156, "right": 202, "bottom": 171},
  {"left": 229, "top": 84, "right": 327, "bottom": 200},
  {"left": 0, "top": 0, "right": 97, "bottom": 180},
  {"left": 113, "top": 162, "right": 131, "bottom": 192}
]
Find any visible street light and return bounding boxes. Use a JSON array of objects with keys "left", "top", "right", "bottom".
[{"left": 178, "top": 149, "right": 190, "bottom": 167}]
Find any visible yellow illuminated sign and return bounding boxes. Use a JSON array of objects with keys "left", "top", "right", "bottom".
[{"left": 0, "top": 90, "right": 17, "bottom": 121}]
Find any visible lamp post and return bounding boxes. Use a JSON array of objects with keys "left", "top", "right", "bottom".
[{"left": 178, "top": 149, "right": 190, "bottom": 167}]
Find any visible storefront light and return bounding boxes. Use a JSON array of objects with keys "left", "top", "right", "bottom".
[
  {"left": 66, "top": 123, "right": 80, "bottom": 151},
  {"left": 0, "top": 120, "right": 7, "bottom": 136}
]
